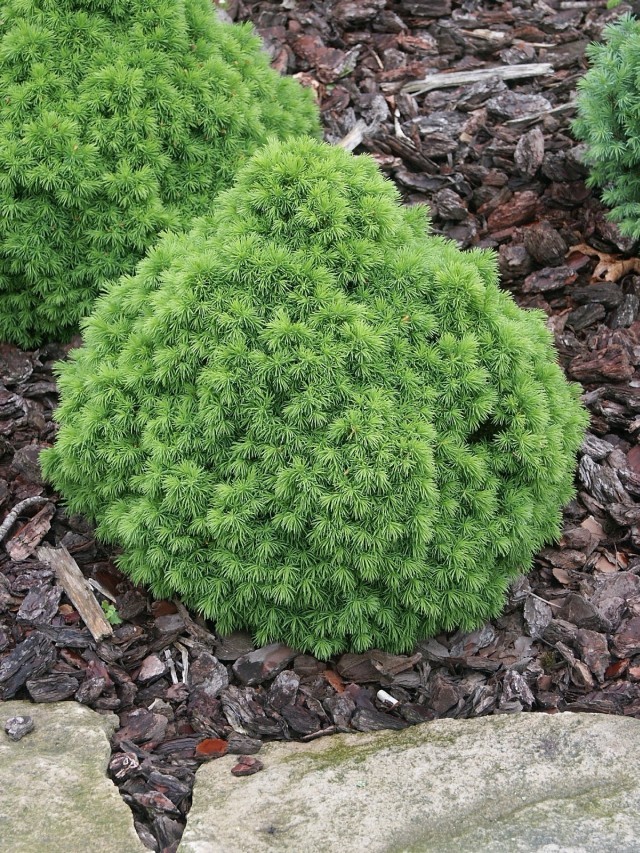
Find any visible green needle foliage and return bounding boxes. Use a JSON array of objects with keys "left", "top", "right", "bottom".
[
  {"left": 574, "top": 13, "right": 640, "bottom": 239},
  {"left": 0, "top": 0, "right": 319, "bottom": 348},
  {"left": 42, "top": 138, "right": 588, "bottom": 657}
]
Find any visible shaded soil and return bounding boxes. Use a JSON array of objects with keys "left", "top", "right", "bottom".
[{"left": 2, "top": 1, "right": 640, "bottom": 851}]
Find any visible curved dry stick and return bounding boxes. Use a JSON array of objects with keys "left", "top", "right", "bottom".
[{"left": 0, "top": 496, "right": 48, "bottom": 542}]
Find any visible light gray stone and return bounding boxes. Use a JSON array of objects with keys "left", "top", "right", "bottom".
[
  {"left": 180, "top": 712, "right": 640, "bottom": 853},
  {"left": 0, "top": 700, "right": 146, "bottom": 853}
]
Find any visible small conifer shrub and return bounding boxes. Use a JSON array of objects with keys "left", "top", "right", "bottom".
[
  {"left": 573, "top": 13, "right": 640, "bottom": 239},
  {"left": 42, "top": 138, "right": 588, "bottom": 657},
  {"left": 0, "top": 0, "right": 319, "bottom": 348}
]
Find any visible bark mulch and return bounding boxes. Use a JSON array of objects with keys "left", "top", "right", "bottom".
[{"left": 2, "top": 1, "right": 640, "bottom": 850}]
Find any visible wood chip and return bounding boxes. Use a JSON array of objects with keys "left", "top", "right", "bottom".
[
  {"left": 37, "top": 545, "right": 113, "bottom": 642},
  {"left": 399, "top": 62, "right": 553, "bottom": 95},
  {"left": 6, "top": 501, "right": 55, "bottom": 561}
]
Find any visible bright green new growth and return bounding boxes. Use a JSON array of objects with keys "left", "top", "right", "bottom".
[
  {"left": 573, "top": 13, "right": 640, "bottom": 239},
  {"left": 0, "top": 0, "right": 319, "bottom": 348},
  {"left": 42, "top": 138, "right": 588, "bottom": 657}
]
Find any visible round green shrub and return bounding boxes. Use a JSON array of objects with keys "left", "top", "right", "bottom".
[
  {"left": 573, "top": 13, "right": 640, "bottom": 239},
  {"left": 0, "top": 0, "right": 319, "bottom": 348},
  {"left": 42, "top": 138, "right": 588, "bottom": 657}
]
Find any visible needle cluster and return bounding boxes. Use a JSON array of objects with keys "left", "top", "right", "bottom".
[
  {"left": 42, "top": 138, "right": 588, "bottom": 656},
  {"left": 0, "top": 0, "right": 319, "bottom": 347},
  {"left": 574, "top": 13, "right": 640, "bottom": 239}
]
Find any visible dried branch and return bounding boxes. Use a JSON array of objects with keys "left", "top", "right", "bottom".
[
  {"left": 0, "top": 496, "right": 48, "bottom": 543},
  {"left": 336, "top": 119, "right": 368, "bottom": 152},
  {"left": 37, "top": 544, "right": 113, "bottom": 642},
  {"left": 398, "top": 62, "right": 553, "bottom": 95}
]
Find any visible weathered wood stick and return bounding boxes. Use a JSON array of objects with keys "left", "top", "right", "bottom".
[
  {"left": 37, "top": 544, "right": 113, "bottom": 642},
  {"left": 0, "top": 495, "right": 48, "bottom": 542},
  {"left": 399, "top": 62, "right": 553, "bottom": 95},
  {"left": 336, "top": 119, "right": 367, "bottom": 152}
]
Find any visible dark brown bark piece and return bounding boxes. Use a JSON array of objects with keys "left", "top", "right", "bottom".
[
  {"left": 611, "top": 295, "right": 640, "bottom": 329},
  {"left": 336, "top": 652, "right": 383, "bottom": 682},
  {"left": 226, "top": 732, "right": 262, "bottom": 755},
  {"left": 323, "top": 693, "right": 356, "bottom": 728},
  {"left": 188, "top": 651, "right": 229, "bottom": 696},
  {"left": 26, "top": 672, "right": 80, "bottom": 702},
  {"left": 569, "top": 346, "right": 634, "bottom": 383},
  {"left": 333, "top": 0, "right": 385, "bottom": 27},
  {"left": 214, "top": 631, "right": 254, "bottom": 662},
  {"left": 0, "top": 631, "right": 56, "bottom": 698},
  {"left": 486, "top": 91, "right": 551, "bottom": 121},
  {"left": 575, "top": 629, "right": 610, "bottom": 683},
  {"left": 6, "top": 501, "right": 55, "bottom": 561},
  {"left": 0, "top": 345, "right": 33, "bottom": 384},
  {"left": 523, "top": 220, "right": 567, "bottom": 266},
  {"left": 523, "top": 594, "right": 553, "bottom": 639},
  {"left": 398, "top": 0, "right": 451, "bottom": 15},
  {"left": 75, "top": 675, "right": 107, "bottom": 704},
  {"left": 113, "top": 709, "right": 168, "bottom": 746},
  {"left": 37, "top": 625, "right": 93, "bottom": 648},
  {"left": 150, "top": 613, "right": 186, "bottom": 649},
  {"left": 11, "top": 444, "right": 47, "bottom": 485},
  {"left": 502, "top": 669, "right": 535, "bottom": 707},
  {"left": 109, "top": 751, "right": 140, "bottom": 780},
  {"left": 613, "top": 617, "right": 640, "bottom": 658},
  {"left": 351, "top": 708, "right": 407, "bottom": 732},
  {"left": 131, "top": 790, "right": 181, "bottom": 816},
  {"left": 280, "top": 703, "right": 321, "bottom": 735},
  {"left": 16, "top": 582, "right": 62, "bottom": 625},
  {"left": 499, "top": 244, "right": 533, "bottom": 281},
  {"left": 434, "top": 188, "right": 467, "bottom": 220},
  {"left": 487, "top": 190, "right": 539, "bottom": 231},
  {"left": 429, "top": 671, "right": 461, "bottom": 714},
  {"left": 573, "top": 283, "right": 623, "bottom": 309},
  {"left": 400, "top": 703, "right": 436, "bottom": 724},
  {"left": 232, "top": 643, "right": 296, "bottom": 686},
  {"left": 515, "top": 127, "right": 545, "bottom": 178},
  {"left": 267, "top": 669, "right": 300, "bottom": 711},
  {"left": 558, "top": 593, "right": 604, "bottom": 631},
  {"left": 566, "top": 303, "right": 606, "bottom": 332},
  {"left": 522, "top": 265, "right": 577, "bottom": 294}
]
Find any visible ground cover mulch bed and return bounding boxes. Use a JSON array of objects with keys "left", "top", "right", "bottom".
[{"left": 2, "top": 0, "right": 640, "bottom": 850}]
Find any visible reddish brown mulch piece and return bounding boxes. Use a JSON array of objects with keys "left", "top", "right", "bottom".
[
  {"left": 230, "top": 755, "right": 264, "bottom": 777},
  {"left": 194, "top": 738, "right": 229, "bottom": 759}
]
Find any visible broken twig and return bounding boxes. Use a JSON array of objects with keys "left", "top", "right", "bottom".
[
  {"left": 336, "top": 119, "right": 367, "bottom": 152},
  {"left": 37, "top": 544, "right": 113, "bottom": 642},
  {"left": 399, "top": 63, "right": 553, "bottom": 95},
  {"left": 0, "top": 496, "right": 48, "bottom": 543}
]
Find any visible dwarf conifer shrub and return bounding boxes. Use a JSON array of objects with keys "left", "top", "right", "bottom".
[
  {"left": 0, "top": 0, "right": 319, "bottom": 348},
  {"left": 42, "top": 138, "right": 588, "bottom": 657},
  {"left": 573, "top": 13, "right": 640, "bottom": 239}
]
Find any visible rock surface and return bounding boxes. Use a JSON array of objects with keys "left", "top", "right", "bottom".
[
  {"left": 180, "top": 712, "right": 640, "bottom": 853},
  {"left": 0, "top": 700, "right": 146, "bottom": 853}
]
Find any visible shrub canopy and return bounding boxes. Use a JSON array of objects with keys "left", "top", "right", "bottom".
[
  {"left": 573, "top": 13, "right": 640, "bottom": 239},
  {"left": 42, "top": 138, "right": 588, "bottom": 657},
  {"left": 0, "top": 0, "right": 319, "bottom": 347}
]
